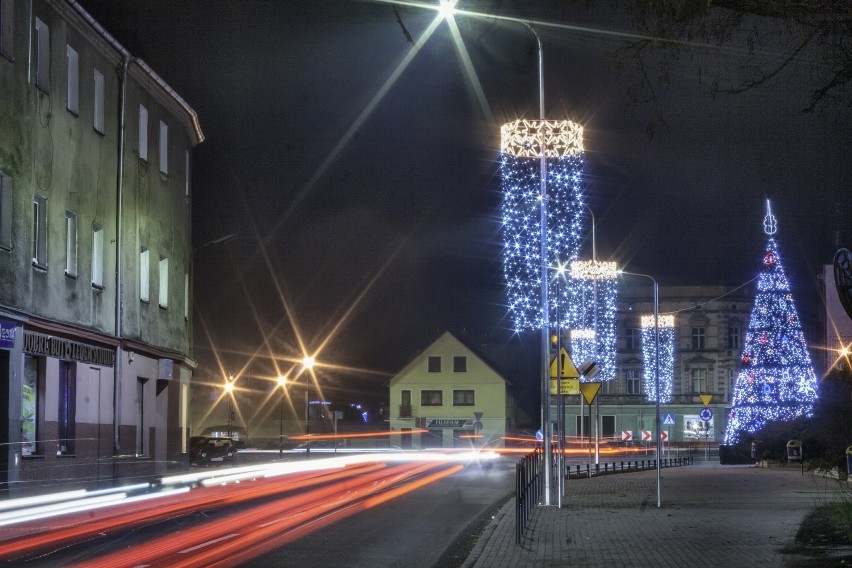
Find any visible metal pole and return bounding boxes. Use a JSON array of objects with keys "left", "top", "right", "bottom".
[
  {"left": 305, "top": 383, "right": 311, "bottom": 459},
  {"left": 279, "top": 390, "right": 284, "bottom": 457},
  {"left": 654, "top": 280, "right": 662, "bottom": 508}
]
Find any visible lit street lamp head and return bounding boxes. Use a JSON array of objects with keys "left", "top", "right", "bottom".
[{"left": 277, "top": 374, "right": 288, "bottom": 388}]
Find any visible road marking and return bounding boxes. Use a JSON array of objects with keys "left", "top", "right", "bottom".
[{"left": 178, "top": 533, "right": 239, "bottom": 554}]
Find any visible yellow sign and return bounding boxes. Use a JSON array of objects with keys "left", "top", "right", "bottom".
[
  {"left": 550, "top": 378, "right": 580, "bottom": 395},
  {"left": 579, "top": 382, "right": 602, "bottom": 405},
  {"left": 549, "top": 348, "right": 580, "bottom": 379},
  {"left": 699, "top": 393, "right": 713, "bottom": 407}
]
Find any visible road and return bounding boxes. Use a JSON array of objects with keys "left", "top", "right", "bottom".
[{"left": 0, "top": 452, "right": 515, "bottom": 568}]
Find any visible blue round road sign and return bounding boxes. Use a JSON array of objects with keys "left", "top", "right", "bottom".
[{"left": 699, "top": 408, "right": 713, "bottom": 421}]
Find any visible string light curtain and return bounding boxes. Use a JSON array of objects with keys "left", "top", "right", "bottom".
[{"left": 641, "top": 314, "right": 675, "bottom": 402}]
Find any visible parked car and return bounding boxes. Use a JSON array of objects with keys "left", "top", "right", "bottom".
[{"left": 189, "top": 436, "right": 237, "bottom": 466}]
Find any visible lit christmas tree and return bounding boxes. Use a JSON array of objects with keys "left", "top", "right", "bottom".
[{"left": 723, "top": 201, "right": 818, "bottom": 445}]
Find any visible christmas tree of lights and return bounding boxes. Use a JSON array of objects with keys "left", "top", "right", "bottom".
[
  {"left": 723, "top": 201, "right": 818, "bottom": 445},
  {"left": 500, "top": 120, "right": 585, "bottom": 331}
]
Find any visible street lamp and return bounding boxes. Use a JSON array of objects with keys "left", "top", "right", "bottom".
[
  {"left": 276, "top": 374, "right": 288, "bottom": 456},
  {"left": 301, "top": 356, "right": 315, "bottom": 458},
  {"left": 618, "top": 270, "right": 662, "bottom": 508},
  {"left": 223, "top": 376, "right": 235, "bottom": 439}
]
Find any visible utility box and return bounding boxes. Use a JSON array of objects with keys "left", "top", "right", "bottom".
[{"left": 787, "top": 440, "right": 803, "bottom": 463}]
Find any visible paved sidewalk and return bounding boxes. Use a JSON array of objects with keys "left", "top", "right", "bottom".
[{"left": 461, "top": 461, "right": 846, "bottom": 567}]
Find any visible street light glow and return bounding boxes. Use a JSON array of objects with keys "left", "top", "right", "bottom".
[
  {"left": 276, "top": 375, "right": 288, "bottom": 388},
  {"left": 437, "top": 0, "right": 457, "bottom": 20},
  {"left": 302, "top": 356, "right": 315, "bottom": 370}
]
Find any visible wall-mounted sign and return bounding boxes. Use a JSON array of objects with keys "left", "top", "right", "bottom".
[
  {"left": 425, "top": 418, "right": 470, "bottom": 429},
  {"left": 23, "top": 331, "right": 115, "bottom": 367},
  {"left": 0, "top": 320, "right": 16, "bottom": 350}
]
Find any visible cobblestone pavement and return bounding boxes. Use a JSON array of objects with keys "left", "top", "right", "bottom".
[{"left": 460, "top": 461, "right": 846, "bottom": 568}]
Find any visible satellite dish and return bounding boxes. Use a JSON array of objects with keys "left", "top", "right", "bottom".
[{"left": 834, "top": 248, "right": 852, "bottom": 320}]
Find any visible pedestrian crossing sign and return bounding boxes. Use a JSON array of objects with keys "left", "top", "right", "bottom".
[{"left": 663, "top": 413, "right": 675, "bottom": 426}]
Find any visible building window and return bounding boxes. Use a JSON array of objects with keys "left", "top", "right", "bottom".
[
  {"left": 22, "top": 356, "right": 39, "bottom": 456},
  {"left": 158, "top": 256, "right": 168, "bottom": 308},
  {"left": 453, "top": 390, "right": 474, "bottom": 406},
  {"left": 1, "top": 0, "right": 14, "bottom": 60},
  {"left": 453, "top": 356, "right": 467, "bottom": 372},
  {"left": 64, "top": 211, "right": 77, "bottom": 277},
  {"left": 728, "top": 325, "right": 741, "bottom": 350},
  {"left": 691, "top": 368, "right": 708, "bottom": 393},
  {"left": 626, "top": 327, "right": 641, "bottom": 351},
  {"left": 159, "top": 120, "right": 168, "bottom": 174},
  {"left": 691, "top": 327, "right": 705, "bottom": 350},
  {"left": 421, "top": 390, "right": 443, "bottom": 406},
  {"left": 34, "top": 18, "right": 49, "bottom": 91},
  {"left": 139, "top": 104, "right": 148, "bottom": 161},
  {"left": 93, "top": 69, "right": 105, "bottom": 133},
  {"left": 184, "top": 272, "right": 189, "bottom": 320},
  {"left": 92, "top": 225, "right": 103, "bottom": 288},
  {"left": 57, "top": 361, "right": 76, "bottom": 455},
  {"left": 626, "top": 369, "right": 641, "bottom": 395},
  {"left": 66, "top": 44, "right": 78, "bottom": 114},
  {"left": 140, "top": 248, "right": 149, "bottom": 301},
  {"left": 427, "top": 356, "right": 441, "bottom": 373},
  {"left": 32, "top": 195, "right": 47, "bottom": 268},
  {"left": 0, "top": 172, "right": 11, "bottom": 251}
]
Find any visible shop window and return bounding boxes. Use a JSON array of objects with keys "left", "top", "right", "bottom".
[{"left": 57, "top": 361, "right": 76, "bottom": 455}]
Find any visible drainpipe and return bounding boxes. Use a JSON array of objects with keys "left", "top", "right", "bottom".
[{"left": 113, "top": 54, "right": 130, "bottom": 453}]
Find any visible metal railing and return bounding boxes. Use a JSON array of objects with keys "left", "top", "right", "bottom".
[
  {"left": 515, "top": 447, "right": 544, "bottom": 544},
  {"left": 566, "top": 456, "right": 693, "bottom": 479}
]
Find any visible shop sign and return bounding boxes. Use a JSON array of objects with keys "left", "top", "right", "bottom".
[
  {"left": 23, "top": 331, "right": 115, "bottom": 367},
  {"left": 0, "top": 320, "right": 15, "bottom": 349},
  {"left": 425, "top": 418, "right": 469, "bottom": 429}
]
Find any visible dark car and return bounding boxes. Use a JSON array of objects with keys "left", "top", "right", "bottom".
[{"left": 189, "top": 436, "right": 237, "bottom": 466}]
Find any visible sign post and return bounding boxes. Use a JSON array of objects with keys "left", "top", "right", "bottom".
[
  {"left": 700, "top": 394, "right": 713, "bottom": 461},
  {"left": 550, "top": 345, "right": 579, "bottom": 508}
]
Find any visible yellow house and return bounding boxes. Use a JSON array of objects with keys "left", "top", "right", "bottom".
[{"left": 388, "top": 331, "right": 512, "bottom": 449}]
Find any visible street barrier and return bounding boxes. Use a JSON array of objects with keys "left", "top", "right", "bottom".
[
  {"left": 515, "top": 447, "right": 543, "bottom": 544},
  {"left": 566, "top": 456, "right": 693, "bottom": 479}
]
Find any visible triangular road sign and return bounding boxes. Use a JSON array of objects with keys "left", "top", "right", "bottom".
[
  {"left": 699, "top": 393, "right": 713, "bottom": 407},
  {"left": 550, "top": 347, "right": 580, "bottom": 379},
  {"left": 579, "top": 382, "right": 601, "bottom": 405}
]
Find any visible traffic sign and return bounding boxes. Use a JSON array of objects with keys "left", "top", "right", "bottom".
[
  {"left": 641, "top": 430, "right": 652, "bottom": 442},
  {"left": 699, "top": 393, "right": 713, "bottom": 407},
  {"left": 550, "top": 378, "right": 580, "bottom": 395},
  {"left": 579, "top": 382, "right": 602, "bottom": 405},
  {"left": 550, "top": 347, "right": 580, "bottom": 378},
  {"left": 621, "top": 430, "right": 633, "bottom": 442},
  {"left": 660, "top": 431, "right": 669, "bottom": 442},
  {"left": 699, "top": 408, "right": 713, "bottom": 421},
  {"left": 663, "top": 413, "right": 676, "bottom": 426}
]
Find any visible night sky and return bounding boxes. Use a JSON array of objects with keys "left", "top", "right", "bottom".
[{"left": 81, "top": 1, "right": 851, "bottom": 405}]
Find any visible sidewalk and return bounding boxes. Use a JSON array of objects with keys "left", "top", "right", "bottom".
[{"left": 461, "top": 461, "right": 846, "bottom": 567}]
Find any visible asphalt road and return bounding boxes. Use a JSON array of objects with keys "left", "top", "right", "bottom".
[{"left": 248, "top": 458, "right": 515, "bottom": 568}]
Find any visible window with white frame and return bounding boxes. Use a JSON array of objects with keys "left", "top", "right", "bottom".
[
  {"left": 728, "top": 324, "right": 741, "bottom": 350},
  {"left": 158, "top": 120, "right": 168, "bottom": 174},
  {"left": 158, "top": 256, "right": 168, "bottom": 308},
  {"left": 138, "top": 105, "right": 148, "bottom": 161},
  {"left": 0, "top": 0, "right": 13, "bottom": 60},
  {"left": 625, "top": 369, "right": 641, "bottom": 395},
  {"left": 427, "top": 356, "right": 441, "bottom": 373},
  {"left": 66, "top": 44, "right": 78, "bottom": 114},
  {"left": 91, "top": 225, "right": 103, "bottom": 288},
  {"left": 626, "top": 327, "right": 641, "bottom": 351},
  {"left": 691, "top": 368, "right": 708, "bottom": 393},
  {"left": 139, "top": 247, "right": 149, "bottom": 301},
  {"left": 32, "top": 195, "right": 47, "bottom": 267},
  {"left": 691, "top": 327, "right": 706, "bottom": 350},
  {"left": 34, "top": 18, "right": 49, "bottom": 91},
  {"left": 452, "top": 390, "right": 474, "bottom": 406},
  {"left": 421, "top": 390, "right": 442, "bottom": 406},
  {"left": 0, "top": 172, "right": 11, "bottom": 251},
  {"left": 64, "top": 211, "right": 76, "bottom": 277},
  {"left": 93, "top": 69, "right": 105, "bottom": 133}
]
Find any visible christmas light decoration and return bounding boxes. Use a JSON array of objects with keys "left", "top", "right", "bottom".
[
  {"left": 723, "top": 201, "right": 818, "bottom": 445},
  {"left": 641, "top": 313, "right": 675, "bottom": 403},
  {"left": 570, "top": 260, "right": 618, "bottom": 381},
  {"left": 501, "top": 120, "right": 585, "bottom": 331}
]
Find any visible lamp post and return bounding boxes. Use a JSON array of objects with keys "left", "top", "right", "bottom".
[
  {"left": 224, "top": 376, "right": 234, "bottom": 439},
  {"left": 276, "top": 374, "right": 287, "bottom": 456},
  {"left": 302, "top": 356, "right": 315, "bottom": 458},
  {"left": 618, "top": 270, "right": 662, "bottom": 508}
]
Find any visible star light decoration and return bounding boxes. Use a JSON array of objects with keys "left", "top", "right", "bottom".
[
  {"left": 723, "top": 201, "right": 818, "bottom": 445},
  {"left": 501, "top": 120, "right": 585, "bottom": 331},
  {"left": 571, "top": 260, "right": 618, "bottom": 381},
  {"left": 640, "top": 314, "right": 675, "bottom": 403}
]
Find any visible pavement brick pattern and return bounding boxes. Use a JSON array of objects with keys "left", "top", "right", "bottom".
[{"left": 461, "top": 461, "right": 846, "bottom": 568}]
